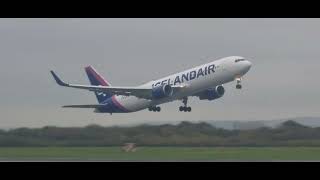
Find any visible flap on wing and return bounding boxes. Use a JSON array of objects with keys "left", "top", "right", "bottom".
[{"left": 62, "top": 104, "right": 106, "bottom": 108}]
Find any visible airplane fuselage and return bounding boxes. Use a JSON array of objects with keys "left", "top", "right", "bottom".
[{"left": 95, "top": 56, "right": 252, "bottom": 113}]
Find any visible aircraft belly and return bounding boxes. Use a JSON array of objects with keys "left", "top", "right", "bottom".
[{"left": 115, "top": 95, "right": 151, "bottom": 112}]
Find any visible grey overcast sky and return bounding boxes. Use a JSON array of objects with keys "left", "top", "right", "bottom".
[{"left": 0, "top": 18, "right": 319, "bottom": 129}]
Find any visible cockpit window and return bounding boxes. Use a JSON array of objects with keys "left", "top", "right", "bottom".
[{"left": 235, "top": 59, "right": 245, "bottom": 63}]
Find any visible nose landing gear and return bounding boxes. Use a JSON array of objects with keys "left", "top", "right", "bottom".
[
  {"left": 179, "top": 97, "right": 191, "bottom": 112},
  {"left": 236, "top": 77, "right": 242, "bottom": 89}
]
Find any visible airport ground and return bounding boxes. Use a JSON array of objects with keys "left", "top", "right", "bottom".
[{"left": 1, "top": 147, "right": 320, "bottom": 161}]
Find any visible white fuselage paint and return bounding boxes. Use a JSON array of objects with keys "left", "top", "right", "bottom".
[{"left": 113, "top": 56, "right": 251, "bottom": 112}]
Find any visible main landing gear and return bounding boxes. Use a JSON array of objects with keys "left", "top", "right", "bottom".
[
  {"left": 179, "top": 97, "right": 191, "bottom": 112},
  {"left": 148, "top": 106, "right": 161, "bottom": 112},
  {"left": 236, "top": 77, "right": 242, "bottom": 89}
]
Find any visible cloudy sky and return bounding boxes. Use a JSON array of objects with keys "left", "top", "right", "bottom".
[{"left": 0, "top": 18, "right": 319, "bottom": 129}]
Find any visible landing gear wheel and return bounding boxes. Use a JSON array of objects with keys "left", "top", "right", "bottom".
[
  {"left": 179, "top": 97, "right": 192, "bottom": 112},
  {"left": 179, "top": 106, "right": 191, "bottom": 112},
  {"left": 187, "top": 107, "right": 191, "bottom": 112},
  {"left": 236, "top": 77, "right": 242, "bottom": 89},
  {"left": 149, "top": 106, "right": 160, "bottom": 112}
]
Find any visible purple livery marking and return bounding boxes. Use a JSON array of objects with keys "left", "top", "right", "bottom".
[{"left": 85, "top": 66, "right": 110, "bottom": 86}]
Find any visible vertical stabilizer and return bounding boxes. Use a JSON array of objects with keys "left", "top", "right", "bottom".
[{"left": 85, "top": 66, "right": 112, "bottom": 103}]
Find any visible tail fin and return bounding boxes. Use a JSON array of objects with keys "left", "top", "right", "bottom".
[{"left": 85, "top": 66, "right": 112, "bottom": 103}]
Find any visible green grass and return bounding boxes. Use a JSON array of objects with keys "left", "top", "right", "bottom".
[{"left": 0, "top": 147, "right": 320, "bottom": 161}]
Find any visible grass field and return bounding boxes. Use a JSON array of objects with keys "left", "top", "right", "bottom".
[{"left": 0, "top": 147, "right": 320, "bottom": 161}]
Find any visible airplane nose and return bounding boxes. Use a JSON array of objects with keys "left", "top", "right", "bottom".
[
  {"left": 242, "top": 60, "right": 252, "bottom": 74},
  {"left": 246, "top": 60, "right": 252, "bottom": 69}
]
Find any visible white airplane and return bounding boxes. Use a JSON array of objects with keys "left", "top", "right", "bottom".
[{"left": 50, "top": 56, "right": 252, "bottom": 114}]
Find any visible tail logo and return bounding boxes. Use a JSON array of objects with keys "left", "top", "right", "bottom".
[{"left": 97, "top": 92, "right": 107, "bottom": 97}]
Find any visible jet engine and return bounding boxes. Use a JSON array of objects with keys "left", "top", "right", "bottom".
[
  {"left": 152, "top": 84, "right": 173, "bottom": 99},
  {"left": 197, "top": 85, "right": 225, "bottom": 101}
]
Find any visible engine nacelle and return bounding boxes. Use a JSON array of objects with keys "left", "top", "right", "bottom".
[
  {"left": 152, "top": 84, "right": 173, "bottom": 99},
  {"left": 198, "top": 85, "right": 225, "bottom": 101}
]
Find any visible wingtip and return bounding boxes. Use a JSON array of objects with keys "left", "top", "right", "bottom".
[{"left": 50, "top": 70, "right": 68, "bottom": 86}]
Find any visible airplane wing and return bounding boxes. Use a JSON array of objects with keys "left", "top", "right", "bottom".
[
  {"left": 62, "top": 104, "right": 107, "bottom": 108},
  {"left": 50, "top": 71, "right": 184, "bottom": 99}
]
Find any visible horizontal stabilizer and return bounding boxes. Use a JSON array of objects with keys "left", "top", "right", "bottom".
[{"left": 62, "top": 104, "right": 106, "bottom": 108}]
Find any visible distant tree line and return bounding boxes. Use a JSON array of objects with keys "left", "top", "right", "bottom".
[{"left": 1, "top": 120, "right": 320, "bottom": 147}]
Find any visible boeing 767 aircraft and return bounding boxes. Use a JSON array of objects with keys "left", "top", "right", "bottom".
[{"left": 50, "top": 56, "right": 252, "bottom": 114}]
